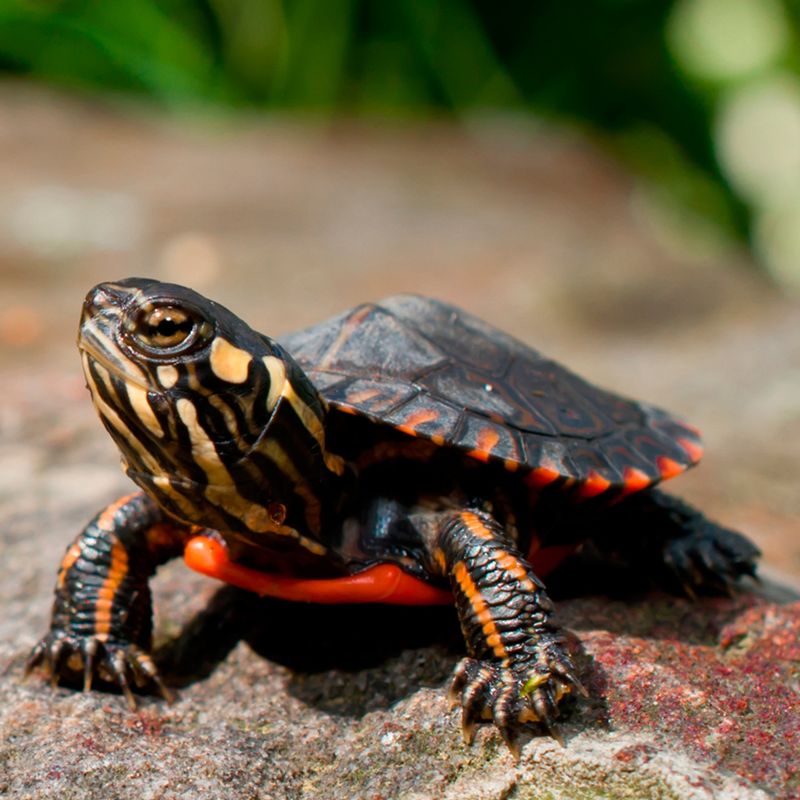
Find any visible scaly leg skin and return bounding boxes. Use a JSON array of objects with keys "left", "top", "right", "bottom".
[
  {"left": 25, "top": 491, "right": 192, "bottom": 706},
  {"left": 424, "top": 508, "right": 586, "bottom": 757},
  {"left": 598, "top": 490, "right": 760, "bottom": 598}
]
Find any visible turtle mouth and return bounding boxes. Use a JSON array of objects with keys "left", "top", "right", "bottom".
[
  {"left": 79, "top": 334, "right": 152, "bottom": 394},
  {"left": 78, "top": 308, "right": 158, "bottom": 394}
]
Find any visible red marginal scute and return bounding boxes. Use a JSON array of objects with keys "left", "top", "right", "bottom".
[
  {"left": 678, "top": 437, "right": 704, "bottom": 464},
  {"left": 184, "top": 536, "right": 453, "bottom": 606},
  {"left": 656, "top": 456, "right": 686, "bottom": 480},
  {"left": 616, "top": 466, "right": 652, "bottom": 501},
  {"left": 624, "top": 466, "right": 652, "bottom": 490},
  {"left": 525, "top": 465, "right": 561, "bottom": 489},
  {"left": 576, "top": 470, "right": 611, "bottom": 500}
]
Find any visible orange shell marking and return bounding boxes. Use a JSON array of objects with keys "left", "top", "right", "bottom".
[
  {"left": 657, "top": 456, "right": 686, "bottom": 480},
  {"left": 678, "top": 437, "right": 704, "bottom": 464},
  {"left": 576, "top": 470, "right": 611, "bottom": 500},
  {"left": 346, "top": 387, "right": 382, "bottom": 404},
  {"left": 615, "top": 466, "right": 653, "bottom": 501},
  {"left": 396, "top": 408, "right": 439, "bottom": 437},
  {"left": 184, "top": 536, "right": 453, "bottom": 605},
  {"left": 623, "top": 466, "right": 651, "bottom": 491},
  {"left": 525, "top": 464, "right": 561, "bottom": 489},
  {"left": 467, "top": 426, "right": 501, "bottom": 462}
]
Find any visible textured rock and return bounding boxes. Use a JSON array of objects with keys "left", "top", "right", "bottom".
[{"left": 4, "top": 562, "right": 798, "bottom": 799}]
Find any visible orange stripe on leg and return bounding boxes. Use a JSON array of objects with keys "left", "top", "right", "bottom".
[
  {"left": 57, "top": 542, "right": 82, "bottom": 589},
  {"left": 493, "top": 549, "right": 536, "bottom": 592},
  {"left": 453, "top": 561, "right": 508, "bottom": 661},
  {"left": 94, "top": 539, "right": 129, "bottom": 640},
  {"left": 432, "top": 547, "right": 447, "bottom": 573},
  {"left": 459, "top": 511, "right": 496, "bottom": 541},
  {"left": 97, "top": 493, "right": 140, "bottom": 532}
]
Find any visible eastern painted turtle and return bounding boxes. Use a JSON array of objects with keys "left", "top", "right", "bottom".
[{"left": 28, "top": 279, "right": 759, "bottom": 753}]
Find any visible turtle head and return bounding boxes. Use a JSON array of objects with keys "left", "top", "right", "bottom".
[{"left": 79, "top": 278, "right": 338, "bottom": 550}]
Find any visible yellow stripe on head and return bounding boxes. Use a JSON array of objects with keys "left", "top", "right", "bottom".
[
  {"left": 176, "top": 397, "right": 235, "bottom": 488},
  {"left": 157, "top": 365, "right": 179, "bottom": 389},
  {"left": 210, "top": 337, "right": 253, "bottom": 384},
  {"left": 126, "top": 382, "right": 163, "bottom": 439},
  {"left": 263, "top": 356, "right": 344, "bottom": 477},
  {"left": 85, "top": 356, "right": 199, "bottom": 521},
  {"left": 175, "top": 396, "right": 314, "bottom": 544},
  {"left": 263, "top": 355, "right": 287, "bottom": 412}
]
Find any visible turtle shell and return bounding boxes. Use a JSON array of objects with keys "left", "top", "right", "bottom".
[{"left": 279, "top": 295, "right": 703, "bottom": 498}]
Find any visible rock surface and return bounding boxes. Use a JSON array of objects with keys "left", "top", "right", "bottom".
[{"left": 1, "top": 87, "right": 798, "bottom": 799}]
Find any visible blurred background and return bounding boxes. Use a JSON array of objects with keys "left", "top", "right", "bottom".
[
  {"left": 4, "top": 0, "right": 800, "bottom": 282},
  {"left": 0, "top": 0, "right": 797, "bottom": 582}
]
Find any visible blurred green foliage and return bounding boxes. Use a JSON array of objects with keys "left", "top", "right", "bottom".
[
  {"left": 2, "top": 0, "right": 799, "bottom": 263},
  {"left": 0, "top": 2, "right": 704, "bottom": 116}
]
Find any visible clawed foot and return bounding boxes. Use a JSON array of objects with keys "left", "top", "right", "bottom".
[
  {"left": 663, "top": 523, "right": 760, "bottom": 598},
  {"left": 450, "top": 643, "right": 586, "bottom": 758},
  {"left": 25, "top": 632, "right": 173, "bottom": 708}
]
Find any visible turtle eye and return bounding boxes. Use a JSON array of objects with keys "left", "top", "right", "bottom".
[
  {"left": 142, "top": 307, "right": 194, "bottom": 347},
  {"left": 128, "top": 303, "right": 213, "bottom": 354}
]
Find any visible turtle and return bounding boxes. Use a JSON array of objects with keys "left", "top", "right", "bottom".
[{"left": 27, "top": 278, "right": 760, "bottom": 753}]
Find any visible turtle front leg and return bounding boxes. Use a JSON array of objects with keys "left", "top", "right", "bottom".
[
  {"left": 421, "top": 508, "right": 585, "bottom": 753},
  {"left": 26, "top": 491, "right": 192, "bottom": 706}
]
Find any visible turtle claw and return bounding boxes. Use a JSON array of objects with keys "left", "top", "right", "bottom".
[
  {"left": 25, "top": 632, "right": 171, "bottom": 706},
  {"left": 500, "top": 729, "right": 521, "bottom": 762},
  {"left": 543, "top": 720, "right": 565, "bottom": 748},
  {"left": 109, "top": 649, "right": 138, "bottom": 710},
  {"left": 546, "top": 657, "right": 587, "bottom": 700},
  {"left": 574, "top": 678, "right": 589, "bottom": 699},
  {"left": 451, "top": 644, "right": 581, "bottom": 755},
  {"left": 460, "top": 708, "right": 478, "bottom": 745},
  {"left": 149, "top": 671, "right": 175, "bottom": 705},
  {"left": 23, "top": 640, "right": 47, "bottom": 681},
  {"left": 83, "top": 637, "right": 99, "bottom": 692}
]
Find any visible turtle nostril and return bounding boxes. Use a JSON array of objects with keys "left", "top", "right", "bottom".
[
  {"left": 83, "top": 285, "right": 112, "bottom": 315},
  {"left": 82, "top": 283, "right": 131, "bottom": 321}
]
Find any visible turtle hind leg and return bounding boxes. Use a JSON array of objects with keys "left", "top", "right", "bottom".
[
  {"left": 660, "top": 514, "right": 760, "bottom": 598},
  {"left": 597, "top": 489, "right": 760, "bottom": 598}
]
